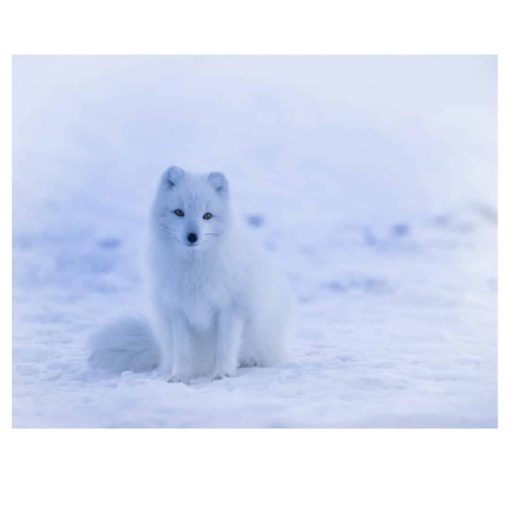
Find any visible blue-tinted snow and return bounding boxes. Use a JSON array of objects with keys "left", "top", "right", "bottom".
[{"left": 12, "top": 56, "right": 497, "bottom": 427}]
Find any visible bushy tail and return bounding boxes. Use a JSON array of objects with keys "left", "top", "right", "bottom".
[{"left": 88, "top": 317, "right": 160, "bottom": 373}]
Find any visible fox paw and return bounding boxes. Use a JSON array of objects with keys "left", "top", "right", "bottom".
[
  {"left": 211, "top": 369, "right": 236, "bottom": 381},
  {"left": 167, "top": 374, "right": 190, "bottom": 384}
]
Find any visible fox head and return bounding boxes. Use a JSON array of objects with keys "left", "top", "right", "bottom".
[{"left": 152, "top": 166, "right": 231, "bottom": 250}]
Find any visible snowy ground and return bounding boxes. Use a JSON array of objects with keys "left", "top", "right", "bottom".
[
  {"left": 12, "top": 56, "right": 497, "bottom": 427},
  {"left": 12, "top": 206, "right": 497, "bottom": 427}
]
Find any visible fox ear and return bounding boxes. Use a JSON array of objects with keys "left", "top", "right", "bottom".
[
  {"left": 164, "top": 166, "right": 185, "bottom": 188},
  {"left": 208, "top": 172, "right": 229, "bottom": 197}
]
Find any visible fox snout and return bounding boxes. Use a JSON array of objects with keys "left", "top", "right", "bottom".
[{"left": 186, "top": 232, "right": 198, "bottom": 244}]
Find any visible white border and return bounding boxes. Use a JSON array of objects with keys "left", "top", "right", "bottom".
[{"left": 1, "top": 1, "right": 508, "bottom": 509}]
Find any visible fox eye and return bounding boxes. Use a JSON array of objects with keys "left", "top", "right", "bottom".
[
  {"left": 203, "top": 212, "right": 213, "bottom": 220},
  {"left": 174, "top": 209, "right": 185, "bottom": 217}
]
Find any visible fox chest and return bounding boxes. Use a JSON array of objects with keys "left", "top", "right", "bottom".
[{"left": 159, "top": 275, "right": 232, "bottom": 332}]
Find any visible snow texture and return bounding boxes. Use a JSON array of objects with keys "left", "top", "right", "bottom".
[{"left": 12, "top": 56, "right": 497, "bottom": 427}]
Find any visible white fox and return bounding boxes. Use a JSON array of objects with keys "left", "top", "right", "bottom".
[{"left": 89, "top": 166, "right": 294, "bottom": 381}]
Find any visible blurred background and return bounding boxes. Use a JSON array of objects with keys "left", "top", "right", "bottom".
[{"left": 13, "top": 56, "right": 496, "bottom": 230}]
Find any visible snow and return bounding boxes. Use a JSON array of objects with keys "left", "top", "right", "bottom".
[{"left": 12, "top": 56, "right": 497, "bottom": 427}]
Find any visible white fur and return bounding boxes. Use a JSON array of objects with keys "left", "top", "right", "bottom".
[
  {"left": 88, "top": 317, "right": 160, "bottom": 373},
  {"left": 89, "top": 166, "right": 294, "bottom": 382}
]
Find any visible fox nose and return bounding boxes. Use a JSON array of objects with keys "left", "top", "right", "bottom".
[{"left": 187, "top": 232, "right": 198, "bottom": 244}]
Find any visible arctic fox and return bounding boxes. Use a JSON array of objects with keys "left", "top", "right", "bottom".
[{"left": 89, "top": 166, "right": 294, "bottom": 382}]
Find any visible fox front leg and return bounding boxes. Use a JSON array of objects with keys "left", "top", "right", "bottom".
[
  {"left": 212, "top": 310, "right": 243, "bottom": 380},
  {"left": 168, "top": 315, "right": 193, "bottom": 384}
]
